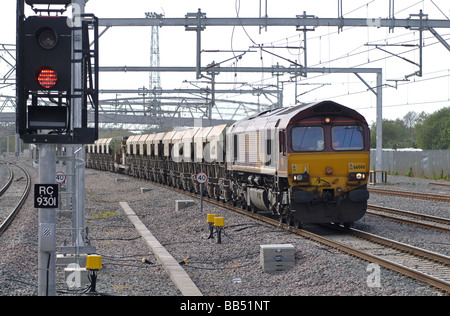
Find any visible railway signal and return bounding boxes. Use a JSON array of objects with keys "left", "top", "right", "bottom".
[
  {"left": 16, "top": 0, "right": 100, "bottom": 297},
  {"left": 16, "top": 0, "right": 99, "bottom": 144},
  {"left": 17, "top": 13, "right": 73, "bottom": 139},
  {"left": 23, "top": 16, "right": 72, "bottom": 93}
]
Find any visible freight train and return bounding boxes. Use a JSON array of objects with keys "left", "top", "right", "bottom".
[{"left": 86, "top": 100, "right": 370, "bottom": 227}]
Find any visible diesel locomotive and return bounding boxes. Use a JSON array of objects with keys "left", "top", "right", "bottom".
[{"left": 86, "top": 100, "right": 370, "bottom": 227}]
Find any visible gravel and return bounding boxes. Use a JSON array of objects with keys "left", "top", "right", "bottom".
[
  {"left": 0, "top": 163, "right": 9, "bottom": 187},
  {"left": 361, "top": 175, "right": 450, "bottom": 257},
  {"left": 0, "top": 155, "right": 448, "bottom": 296}
]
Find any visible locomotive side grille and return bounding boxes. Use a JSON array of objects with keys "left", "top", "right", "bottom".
[{"left": 247, "top": 131, "right": 261, "bottom": 165}]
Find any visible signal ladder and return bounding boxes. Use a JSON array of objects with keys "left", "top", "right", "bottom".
[{"left": 55, "top": 145, "right": 96, "bottom": 263}]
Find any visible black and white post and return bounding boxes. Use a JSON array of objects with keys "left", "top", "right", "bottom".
[{"left": 37, "top": 144, "right": 57, "bottom": 296}]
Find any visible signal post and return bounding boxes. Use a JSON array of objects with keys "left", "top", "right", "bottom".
[
  {"left": 37, "top": 145, "right": 57, "bottom": 296},
  {"left": 16, "top": 0, "right": 98, "bottom": 295}
]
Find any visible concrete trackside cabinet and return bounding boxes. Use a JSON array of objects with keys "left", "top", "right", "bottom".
[{"left": 260, "top": 244, "right": 295, "bottom": 273}]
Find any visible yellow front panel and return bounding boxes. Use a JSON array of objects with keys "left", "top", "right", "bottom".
[
  {"left": 287, "top": 152, "right": 369, "bottom": 193},
  {"left": 86, "top": 255, "right": 102, "bottom": 270},
  {"left": 207, "top": 214, "right": 217, "bottom": 223},
  {"left": 214, "top": 217, "right": 225, "bottom": 227}
]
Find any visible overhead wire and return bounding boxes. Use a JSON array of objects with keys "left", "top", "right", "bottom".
[
  {"left": 227, "top": 0, "right": 450, "bottom": 111},
  {"left": 268, "top": 26, "right": 450, "bottom": 102},
  {"left": 302, "top": 69, "right": 450, "bottom": 110},
  {"left": 260, "top": 0, "right": 438, "bottom": 65},
  {"left": 429, "top": 0, "right": 449, "bottom": 20}
]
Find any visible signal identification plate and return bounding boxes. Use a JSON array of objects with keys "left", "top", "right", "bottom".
[{"left": 34, "top": 184, "right": 59, "bottom": 209}]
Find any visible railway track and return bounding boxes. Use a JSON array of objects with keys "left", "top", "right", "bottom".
[
  {"left": 430, "top": 182, "right": 450, "bottom": 188},
  {"left": 236, "top": 206, "right": 450, "bottom": 293},
  {"left": 368, "top": 188, "right": 450, "bottom": 202},
  {"left": 141, "top": 179, "right": 450, "bottom": 293},
  {"left": 0, "top": 161, "right": 32, "bottom": 235},
  {"left": 367, "top": 204, "right": 450, "bottom": 234},
  {"left": 305, "top": 225, "right": 450, "bottom": 293},
  {"left": 0, "top": 163, "right": 13, "bottom": 196}
]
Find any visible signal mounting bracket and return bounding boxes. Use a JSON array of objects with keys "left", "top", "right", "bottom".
[{"left": 25, "top": 0, "right": 71, "bottom": 14}]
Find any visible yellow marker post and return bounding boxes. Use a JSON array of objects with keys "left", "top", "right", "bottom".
[
  {"left": 214, "top": 217, "right": 225, "bottom": 243},
  {"left": 207, "top": 214, "right": 217, "bottom": 239},
  {"left": 86, "top": 255, "right": 102, "bottom": 293}
]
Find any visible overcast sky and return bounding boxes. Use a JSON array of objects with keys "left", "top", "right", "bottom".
[{"left": 2, "top": 0, "right": 450, "bottom": 124}]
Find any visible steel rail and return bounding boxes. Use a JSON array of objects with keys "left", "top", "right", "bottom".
[
  {"left": 367, "top": 204, "right": 450, "bottom": 234},
  {"left": 0, "top": 162, "right": 13, "bottom": 197},
  {"left": 0, "top": 162, "right": 32, "bottom": 235},
  {"left": 429, "top": 182, "right": 450, "bottom": 188},
  {"left": 369, "top": 188, "right": 450, "bottom": 202},
  {"left": 345, "top": 227, "right": 450, "bottom": 293}
]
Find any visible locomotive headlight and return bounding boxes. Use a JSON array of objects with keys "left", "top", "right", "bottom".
[
  {"left": 323, "top": 117, "right": 332, "bottom": 124},
  {"left": 349, "top": 172, "right": 366, "bottom": 181},
  {"left": 293, "top": 172, "right": 310, "bottom": 182}
]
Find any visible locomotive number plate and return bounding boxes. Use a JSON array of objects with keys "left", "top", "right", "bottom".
[{"left": 348, "top": 162, "right": 366, "bottom": 171}]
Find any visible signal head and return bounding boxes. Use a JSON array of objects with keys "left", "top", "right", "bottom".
[
  {"left": 37, "top": 67, "right": 58, "bottom": 89},
  {"left": 37, "top": 27, "right": 58, "bottom": 50}
]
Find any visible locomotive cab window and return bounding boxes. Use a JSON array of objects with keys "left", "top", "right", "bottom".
[
  {"left": 291, "top": 127, "right": 324, "bottom": 152},
  {"left": 332, "top": 125, "right": 364, "bottom": 151}
]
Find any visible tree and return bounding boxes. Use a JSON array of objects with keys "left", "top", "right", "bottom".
[
  {"left": 416, "top": 107, "right": 450, "bottom": 149},
  {"left": 370, "top": 118, "right": 415, "bottom": 149},
  {"left": 403, "top": 111, "right": 418, "bottom": 134}
]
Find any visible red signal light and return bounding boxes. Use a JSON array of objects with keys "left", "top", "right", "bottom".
[{"left": 37, "top": 67, "right": 58, "bottom": 89}]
